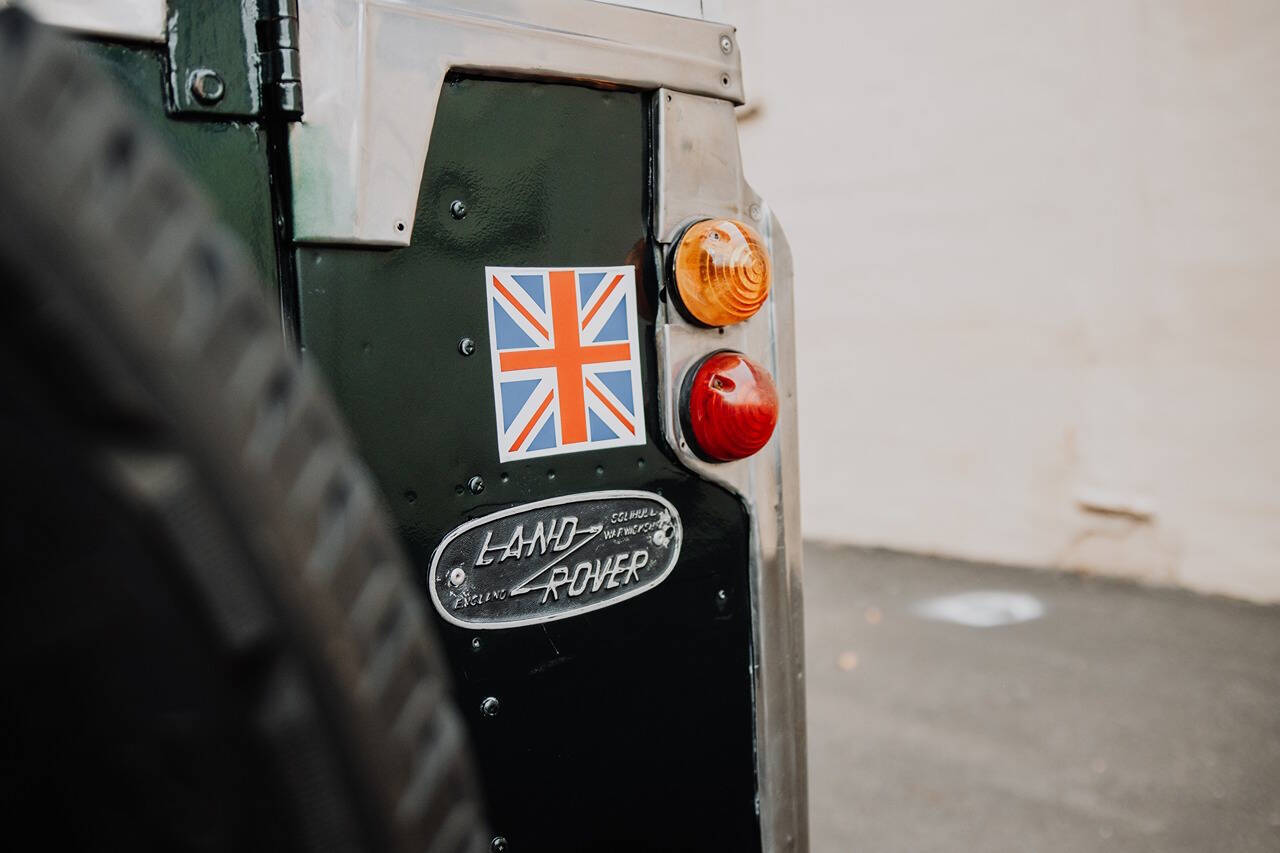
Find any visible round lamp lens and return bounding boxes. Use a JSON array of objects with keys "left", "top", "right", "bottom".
[
  {"left": 672, "top": 218, "right": 772, "bottom": 326},
  {"left": 683, "top": 351, "right": 779, "bottom": 462}
]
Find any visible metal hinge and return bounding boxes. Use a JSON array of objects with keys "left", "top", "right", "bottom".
[{"left": 257, "top": 0, "right": 303, "bottom": 119}]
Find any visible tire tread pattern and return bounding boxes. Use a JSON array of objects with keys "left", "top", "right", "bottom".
[{"left": 0, "top": 11, "right": 486, "bottom": 853}]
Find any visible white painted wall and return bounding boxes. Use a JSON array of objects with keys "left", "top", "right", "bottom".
[{"left": 725, "top": 1, "right": 1280, "bottom": 601}]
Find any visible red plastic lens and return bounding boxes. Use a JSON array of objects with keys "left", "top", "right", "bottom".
[{"left": 684, "top": 351, "right": 779, "bottom": 462}]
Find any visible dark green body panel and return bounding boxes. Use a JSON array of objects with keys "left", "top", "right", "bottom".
[
  {"left": 297, "top": 78, "right": 762, "bottom": 852},
  {"left": 165, "top": 0, "right": 261, "bottom": 118},
  {"left": 72, "top": 41, "right": 276, "bottom": 287},
  {"left": 61, "top": 32, "right": 764, "bottom": 845}
]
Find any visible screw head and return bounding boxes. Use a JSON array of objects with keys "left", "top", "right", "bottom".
[
  {"left": 490, "top": 837, "right": 509, "bottom": 853},
  {"left": 471, "top": 637, "right": 482, "bottom": 651},
  {"left": 480, "top": 696, "right": 500, "bottom": 717},
  {"left": 458, "top": 337, "right": 476, "bottom": 356},
  {"left": 719, "top": 34, "right": 733, "bottom": 54},
  {"left": 467, "top": 475, "right": 484, "bottom": 494},
  {"left": 448, "top": 567, "right": 466, "bottom": 587},
  {"left": 749, "top": 203, "right": 763, "bottom": 221},
  {"left": 190, "top": 69, "right": 225, "bottom": 105},
  {"left": 450, "top": 199, "right": 468, "bottom": 220}
]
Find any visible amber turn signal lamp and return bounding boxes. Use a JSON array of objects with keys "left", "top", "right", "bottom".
[
  {"left": 682, "top": 351, "right": 779, "bottom": 462},
  {"left": 672, "top": 218, "right": 772, "bottom": 326}
]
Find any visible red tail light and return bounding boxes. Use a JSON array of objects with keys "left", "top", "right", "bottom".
[{"left": 682, "top": 351, "right": 779, "bottom": 462}]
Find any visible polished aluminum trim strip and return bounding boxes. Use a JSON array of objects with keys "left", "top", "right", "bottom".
[
  {"left": 655, "top": 88, "right": 808, "bottom": 853},
  {"left": 291, "top": 0, "right": 743, "bottom": 246},
  {"left": 654, "top": 87, "right": 747, "bottom": 243},
  {"left": 14, "top": 0, "right": 167, "bottom": 42},
  {"left": 595, "top": 0, "right": 704, "bottom": 18}
]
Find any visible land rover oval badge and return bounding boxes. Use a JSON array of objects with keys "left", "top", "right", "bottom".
[{"left": 428, "top": 490, "right": 682, "bottom": 629}]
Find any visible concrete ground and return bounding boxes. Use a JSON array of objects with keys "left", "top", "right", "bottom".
[{"left": 804, "top": 543, "right": 1280, "bottom": 852}]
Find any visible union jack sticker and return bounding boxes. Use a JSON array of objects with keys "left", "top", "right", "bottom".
[{"left": 485, "top": 265, "right": 646, "bottom": 462}]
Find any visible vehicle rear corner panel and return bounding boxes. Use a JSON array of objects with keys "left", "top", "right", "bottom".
[{"left": 295, "top": 76, "right": 763, "bottom": 852}]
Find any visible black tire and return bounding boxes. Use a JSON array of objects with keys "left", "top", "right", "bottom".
[{"left": 0, "top": 10, "right": 485, "bottom": 852}]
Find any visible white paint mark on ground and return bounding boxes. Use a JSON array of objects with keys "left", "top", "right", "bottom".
[{"left": 913, "top": 591, "right": 1046, "bottom": 628}]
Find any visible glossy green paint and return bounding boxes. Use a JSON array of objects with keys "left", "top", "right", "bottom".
[
  {"left": 165, "top": 0, "right": 260, "bottom": 117},
  {"left": 72, "top": 40, "right": 277, "bottom": 288},
  {"left": 297, "top": 77, "right": 763, "bottom": 851},
  {"left": 297, "top": 77, "right": 659, "bottom": 500}
]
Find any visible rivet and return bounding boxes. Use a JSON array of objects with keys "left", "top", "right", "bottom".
[
  {"left": 481, "top": 696, "right": 500, "bottom": 717},
  {"left": 468, "top": 475, "right": 484, "bottom": 494},
  {"left": 471, "top": 637, "right": 482, "bottom": 652},
  {"left": 490, "top": 837, "right": 509, "bottom": 853},
  {"left": 719, "top": 34, "right": 733, "bottom": 54},
  {"left": 450, "top": 199, "right": 468, "bottom": 220},
  {"left": 189, "top": 69, "right": 225, "bottom": 105},
  {"left": 458, "top": 337, "right": 476, "bottom": 356},
  {"left": 448, "top": 567, "right": 466, "bottom": 587}
]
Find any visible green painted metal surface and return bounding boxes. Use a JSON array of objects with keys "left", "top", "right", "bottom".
[
  {"left": 72, "top": 41, "right": 277, "bottom": 289},
  {"left": 297, "top": 77, "right": 763, "bottom": 851},
  {"left": 165, "top": 0, "right": 260, "bottom": 117},
  {"left": 297, "top": 78, "right": 660, "bottom": 501}
]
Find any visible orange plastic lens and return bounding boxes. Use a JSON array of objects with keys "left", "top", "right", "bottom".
[{"left": 673, "top": 218, "right": 772, "bottom": 326}]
